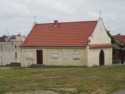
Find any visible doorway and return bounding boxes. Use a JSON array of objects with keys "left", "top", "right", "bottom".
[
  {"left": 37, "top": 50, "right": 43, "bottom": 65},
  {"left": 99, "top": 50, "right": 105, "bottom": 66}
]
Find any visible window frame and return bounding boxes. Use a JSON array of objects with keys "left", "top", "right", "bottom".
[
  {"left": 73, "top": 50, "right": 80, "bottom": 60},
  {"left": 25, "top": 51, "right": 33, "bottom": 60},
  {"left": 51, "top": 50, "right": 59, "bottom": 59}
]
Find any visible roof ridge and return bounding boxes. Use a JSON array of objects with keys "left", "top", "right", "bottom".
[
  {"left": 36, "top": 20, "right": 98, "bottom": 25},
  {"left": 113, "top": 35, "right": 125, "bottom": 37}
]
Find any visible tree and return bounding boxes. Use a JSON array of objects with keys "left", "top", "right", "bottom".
[{"left": 106, "top": 30, "right": 115, "bottom": 44}]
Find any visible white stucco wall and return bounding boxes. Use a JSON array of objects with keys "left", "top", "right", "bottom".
[
  {"left": 89, "top": 18, "right": 111, "bottom": 44},
  {"left": 0, "top": 41, "right": 22, "bottom": 65},
  {"left": 87, "top": 18, "right": 112, "bottom": 67},
  {"left": 87, "top": 47, "right": 112, "bottom": 67},
  {"left": 21, "top": 47, "right": 87, "bottom": 67}
]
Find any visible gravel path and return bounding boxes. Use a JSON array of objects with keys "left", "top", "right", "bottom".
[{"left": 113, "top": 90, "right": 125, "bottom": 94}]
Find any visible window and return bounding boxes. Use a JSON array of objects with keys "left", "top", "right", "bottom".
[
  {"left": 51, "top": 50, "right": 58, "bottom": 59},
  {"left": 73, "top": 50, "right": 80, "bottom": 60},
  {"left": 1, "top": 44, "right": 2, "bottom": 51},
  {"left": 15, "top": 45, "right": 17, "bottom": 48},
  {"left": 15, "top": 52, "right": 17, "bottom": 59},
  {"left": 25, "top": 51, "right": 33, "bottom": 60}
]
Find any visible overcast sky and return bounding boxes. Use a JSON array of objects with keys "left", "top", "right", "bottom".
[{"left": 0, "top": 0, "right": 125, "bottom": 36}]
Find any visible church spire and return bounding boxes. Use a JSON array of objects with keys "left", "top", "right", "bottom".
[
  {"left": 34, "top": 16, "right": 36, "bottom": 23},
  {"left": 99, "top": 10, "right": 102, "bottom": 18},
  {"left": 33, "top": 16, "right": 37, "bottom": 25}
]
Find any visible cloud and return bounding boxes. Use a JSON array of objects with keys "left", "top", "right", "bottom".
[
  {"left": 0, "top": 0, "right": 125, "bottom": 36},
  {"left": 0, "top": 1, "right": 30, "bottom": 19}
]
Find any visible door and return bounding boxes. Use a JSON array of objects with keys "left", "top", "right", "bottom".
[
  {"left": 37, "top": 50, "right": 43, "bottom": 64},
  {"left": 99, "top": 50, "right": 104, "bottom": 66}
]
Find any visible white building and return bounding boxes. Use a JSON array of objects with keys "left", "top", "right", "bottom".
[
  {"left": 21, "top": 18, "right": 113, "bottom": 67},
  {"left": 0, "top": 34, "right": 25, "bottom": 66}
]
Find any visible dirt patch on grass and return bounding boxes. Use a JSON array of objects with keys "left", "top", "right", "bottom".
[
  {"left": 113, "top": 90, "right": 125, "bottom": 94},
  {"left": 6, "top": 91, "right": 58, "bottom": 94},
  {"left": 52, "top": 88, "right": 77, "bottom": 93},
  {"left": 91, "top": 89, "right": 106, "bottom": 94}
]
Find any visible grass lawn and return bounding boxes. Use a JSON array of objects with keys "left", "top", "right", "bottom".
[{"left": 0, "top": 65, "right": 125, "bottom": 94}]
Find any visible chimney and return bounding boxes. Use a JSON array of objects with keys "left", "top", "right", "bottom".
[{"left": 54, "top": 20, "right": 58, "bottom": 27}]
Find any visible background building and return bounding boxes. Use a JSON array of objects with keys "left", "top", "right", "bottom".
[
  {"left": 113, "top": 35, "right": 125, "bottom": 64},
  {"left": 0, "top": 34, "right": 25, "bottom": 66}
]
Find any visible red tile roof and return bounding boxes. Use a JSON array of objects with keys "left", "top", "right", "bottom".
[
  {"left": 23, "top": 21, "right": 97, "bottom": 47},
  {"left": 113, "top": 35, "right": 125, "bottom": 45}
]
